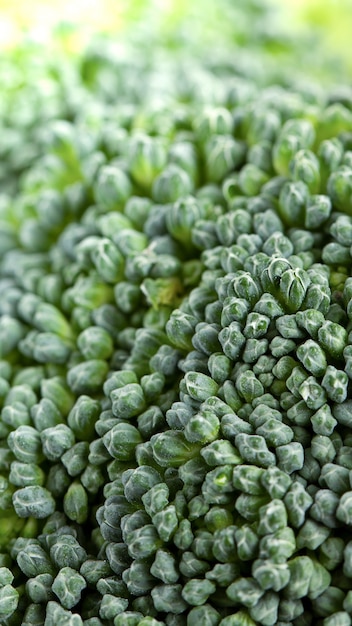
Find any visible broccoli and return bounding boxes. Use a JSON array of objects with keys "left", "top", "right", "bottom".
[{"left": 3, "top": 11, "right": 352, "bottom": 626}]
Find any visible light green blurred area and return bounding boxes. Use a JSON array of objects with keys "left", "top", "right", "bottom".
[{"left": 0, "top": 0, "right": 351, "bottom": 79}]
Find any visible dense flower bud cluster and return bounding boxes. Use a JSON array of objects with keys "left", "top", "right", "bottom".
[{"left": 3, "top": 16, "right": 352, "bottom": 626}]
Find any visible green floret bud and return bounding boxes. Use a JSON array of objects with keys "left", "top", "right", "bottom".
[
  {"left": 296, "top": 518, "right": 330, "bottom": 550},
  {"left": 166, "top": 195, "right": 206, "bottom": 249},
  {"left": 332, "top": 399, "right": 352, "bottom": 426},
  {"left": 63, "top": 482, "right": 88, "bottom": 523},
  {"left": 207, "top": 352, "right": 232, "bottom": 385},
  {"left": 41, "top": 376, "right": 75, "bottom": 416},
  {"left": 305, "top": 194, "right": 332, "bottom": 229},
  {"left": 234, "top": 525, "right": 259, "bottom": 562},
  {"left": 235, "top": 434, "right": 276, "bottom": 468},
  {"left": 331, "top": 213, "right": 352, "bottom": 245},
  {"left": 243, "top": 338, "right": 268, "bottom": 364},
  {"left": 284, "top": 482, "right": 313, "bottom": 527},
  {"left": 262, "top": 258, "right": 292, "bottom": 293},
  {"left": 204, "top": 507, "right": 234, "bottom": 533},
  {"left": 238, "top": 164, "right": 269, "bottom": 196},
  {"left": 322, "top": 241, "right": 350, "bottom": 265},
  {"left": 262, "top": 232, "right": 294, "bottom": 258},
  {"left": 77, "top": 326, "right": 113, "bottom": 360},
  {"left": 0, "top": 567, "right": 14, "bottom": 586},
  {"left": 279, "top": 267, "right": 311, "bottom": 311},
  {"left": 111, "top": 383, "right": 146, "bottom": 419},
  {"left": 67, "top": 359, "right": 109, "bottom": 395},
  {"left": 0, "top": 315, "right": 25, "bottom": 357},
  {"left": 152, "top": 164, "right": 193, "bottom": 203},
  {"left": 323, "top": 613, "right": 352, "bottom": 626},
  {"left": 310, "top": 404, "right": 337, "bottom": 435},
  {"left": 44, "top": 600, "right": 83, "bottom": 626},
  {"left": 219, "top": 322, "right": 246, "bottom": 361},
  {"left": 336, "top": 491, "right": 352, "bottom": 525},
  {"left": 181, "top": 578, "right": 216, "bottom": 606},
  {"left": 114, "top": 281, "right": 142, "bottom": 314},
  {"left": 184, "top": 409, "right": 220, "bottom": 444},
  {"left": 321, "top": 366, "right": 348, "bottom": 403},
  {"left": 94, "top": 164, "right": 132, "bottom": 210},
  {"left": 229, "top": 271, "right": 262, "bottom": 306},
  {"left": 0, "top": 583, "right": 19, "bottom": 620},
  {"left": 259, "top": 526, "right": 296, "bottom": 562},
  {"left": 201, "top": 440, "right": 242, "bottom": 466},
  {"left": 152, "top": 430, "right": 201, "bottom": 467},
  {"left": 123, "top": 465, "right": 162, "bottom": 503},
  {"left": 299, "top": 376, "right": 327, "bottom": 410},
  {"left": 248, "top": 590, "right": 280, "bottom": 625},
  {"left": 252, "top": 559, "right": 290, "bottom": 592},
  {"left": 287, "top": 396, "right": 314, "bottom": 426},
  {"left": 318, "top": 321, "right": 347, "bottom": 359},
  {"left": 283, "top": 556, "right": 314, "bottom": 599},
  {"left": 277, "top": 442, "right": 304, "bottom": 474},
  {"left": 296, "top": 339, "right": 327, "bottom": 376},
  {"left": 128, "top": 133, "right": 167, "bottom": 188},
  {"left": 16, "top": 542, "right": 54, "bottom": 577},
  {"left": 257, "top": 499, "right": 288, "bottom": 536},
  {"left": 311, "top": 434, "right": 336, "bottom": 464},
  {"left": 99, "top": 594, "right": 129, "bottom": 620},
  {"left": 254, "top": 293, "right": 284, "bottom": 319},
  {"left": 217, "top": 210, "right": 252, "bottom": 247},
  {"left": 52, "top": 566, "right": 87, "bottom": 609},
  {"left": 49, "top": 534, "right": 87, "bottom": 570},
  {"left": 151, "top": 549, "right": 179, "bottom": 584},
  {"left": 153, "top": 505, "right": 178, "bottom": 541},
  {"left": 235, "top": 371, "right": 264, "bottom": 402},
  {"left": 226, "top": 577, "right": 264, "bottom": 608},
  {"left": 307, "top": 559, "right": 331, "bottom": 600},
  {"left": 67, "top": 395, "right": 100, "bottom": 441},
  {"left": 173, "top": 519, "right": 193, "bottom": 551},
  {"left": 320, "top": 463, "right": 350, "bottom": 494},
  {"left": 166, "top": 309, "right": 198, "bottom": 352},
  {"left": 169, "top": 140, "right": 199, "bottom": 183},
  {"left": 256, "top": 419, "right": 294, "bottom": 447},
  {"left": 33, "top": 302, "right": 73, "bottom": 340},
  {"left": 232, "top": 465, "right": 265, "bottom": 495},
  {"left": 203, "top": 465, "right": 234, "bottom": 505},
  {"left": 61, "top": 441, "right": 89, "bottom": 476},
  {"left": 289, "top": 149, "right": 320, "bottom": 194},
  {"left": 221, "top": 297, "right": 251, "bottom": 326},
  {"left": 8, "top": 425, "right": 43, "bottom": 463},
  {"left": 295, "top": 308, "right": 325, "bottom": 339},
  {"left": 103, "top": 423, "right": 142, "bottom": 461},
  {"left": 184, "top": 371, "right": 219, "bottom": 402},
  {"left": 219, "top": 613, "right": 257, "bottom": 626},
  {"left": 327, "top": 165, "right": 352, "bottom": 215},
  {"left": 187, "top": 604, "right": 221, "bottom": 626},
  {"left": 9, "top": 461, "right": 45, "bottom": 487},
  {"left": 205, "top": 135, "right": 246, "bottom": 183},
  {"left": 278, "top": 180, "right": 309, "bottom": 227},
  {"left": 13, "top": 485, "right": 56, "bottom": 518},
  {"left": 273, "top": 118, "right": 315, "bottom": 176},
  {"left": 41, "top": 424, "right": 75, "bottom": 461},
  {"left": 244, "top": 313, "right": 270, "bottom": 339},
  {"left": 91, "top": 238, "right": 125, "bottom": 283},
  {"left": 151, "top": 584, "right": 188, "bottom": 614},
  {"left": 194, "top": 106, "right": 234, "bottom": 142},
  {"left": 31, "top": 332, "right": 72, "bottom": 364}
]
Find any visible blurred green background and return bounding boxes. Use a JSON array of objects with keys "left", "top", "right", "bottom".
[
  {"left": 0, "top": 0, "right": 351, "bottom": 75},
  {"left": 0, "top": 0, "right": 352, "bottom": 83}
]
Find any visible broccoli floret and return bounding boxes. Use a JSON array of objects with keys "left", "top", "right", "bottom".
[{"left": 4, "top": 7, "right": 352, "bottom": 626}]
